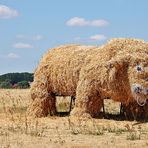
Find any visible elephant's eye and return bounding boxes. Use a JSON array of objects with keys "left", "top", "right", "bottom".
[{"left": 136, "top": 65, "right": 143, "bottom": 72}]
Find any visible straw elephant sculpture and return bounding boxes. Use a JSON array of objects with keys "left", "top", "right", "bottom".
[{"left": 27, "top": 38, "right": 148, "bottom": 120}]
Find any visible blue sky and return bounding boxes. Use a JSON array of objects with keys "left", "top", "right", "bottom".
[{"left": 0, "top": 0, "right": 148, "bottom": 74}]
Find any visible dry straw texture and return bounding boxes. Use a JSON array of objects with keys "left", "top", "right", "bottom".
[{"left": 27, "top": 38, "right": 148, "bottom": 119}]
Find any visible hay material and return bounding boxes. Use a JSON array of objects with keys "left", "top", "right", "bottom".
[
  {"left": 27, "top": 38, "right": 148, "bottom": 119},
  {"left": 122, "top": 102, "right": 148, "bottom": 120}
]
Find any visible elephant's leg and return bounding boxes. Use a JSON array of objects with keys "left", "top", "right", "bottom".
[
  {"left": 27, "top": 74, "right": 57, "bottom": 117},
  {"left": 121, "top": 103, "right": 138, "bottom": 120},
  {"left": 27, "top": 94, "right": 56, "bottom": 117},
  {"left": 86, "top": 93, "right": 103, "bottom": 117},
  {"left": 122, "top": 102, "right": 148, "bottom": 121},
  {"left": 71, "top": 80, "right": 103, "bottom": 118},
  {"left": 48, "top": 93, "right": 57, "bottom": 116}
]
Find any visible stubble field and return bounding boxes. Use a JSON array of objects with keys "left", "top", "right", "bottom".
[{"left": 0, "top": 89, "right": 148, "bottom": 148}]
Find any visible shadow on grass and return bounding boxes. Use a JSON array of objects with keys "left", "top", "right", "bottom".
[
  {"left": 95, "top": 112, "right": 148, "bottom": 122},
  {"left": 55, "top": 111, "right": 148, "bottom": 122}
]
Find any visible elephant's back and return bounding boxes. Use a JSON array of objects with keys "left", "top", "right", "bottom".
[{"left": 35, "top": 44, "right": 96, "bottom": 96}]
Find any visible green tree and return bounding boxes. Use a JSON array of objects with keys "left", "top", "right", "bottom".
[
  {"left": 0, "top": 79, "right": 12, "bottom": 88},
  {"left": 0, "top": 72, "right": 33, "bottom": 85},
  {"left": 17, "top": 81, "right": 30, "bottom": 89}
]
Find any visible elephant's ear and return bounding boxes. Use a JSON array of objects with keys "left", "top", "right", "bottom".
[
  {"left": 105, "top": 54, "right": 131, "bottom": 70},
  {"left": 105, "top": 54, "right": 131, "bottom": 101}
]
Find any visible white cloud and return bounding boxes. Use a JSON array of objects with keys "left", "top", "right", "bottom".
[
  {"left": 91, "top": 20, "right": 109, "bottom": 27},
  {"left": 0, "top": 53, "right": 20, "bottom": 59},
  {"left": 90, "top": 34, "right": 107, "bottom": 41},
  {"left": 16, "top": 34, "right": 43, "bottom": 41},
  {"left": 7, "top": 53, "right": 20, "bottom": 59},
  {"left": 0, "top": 5, "right": 19, "bottom": 19},
  {"left": 66, "top": 17, "right": 88, "bottom": 26},
  {"left": 33, "top": 35, "right": 43, "bottom": 41},
  {"left": 13, "top": 43, "right": 33, "bottom": 49},
  {"left": 66, "top": 17, "right": 109, "bottom": 27}
]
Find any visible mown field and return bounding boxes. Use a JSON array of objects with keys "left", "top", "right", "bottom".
[{"left": 0, "top": 89, "right": 148, "bottom": 148}]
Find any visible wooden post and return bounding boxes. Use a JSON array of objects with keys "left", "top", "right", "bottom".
[
  {"left": 120, "top": 103, "right": 123, "bottom": 115},
  {"left": 69, "top": 96, "right": 75, "bottom": 112},
  {"left": 102, "top": 99, "right": 105, "bottom": 117}
]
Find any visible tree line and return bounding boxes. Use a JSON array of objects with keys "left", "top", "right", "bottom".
[{"left": 0, "top": 72, "right": 33, "bottom": 89}]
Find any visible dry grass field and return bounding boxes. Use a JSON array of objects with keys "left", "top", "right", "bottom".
[{"left": 0, "top": 89, "right": 148, "bottom": 148}]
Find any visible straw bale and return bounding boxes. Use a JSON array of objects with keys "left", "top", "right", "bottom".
[{"left": 27, "top": 39, "right": 148, "bottom": 119}]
